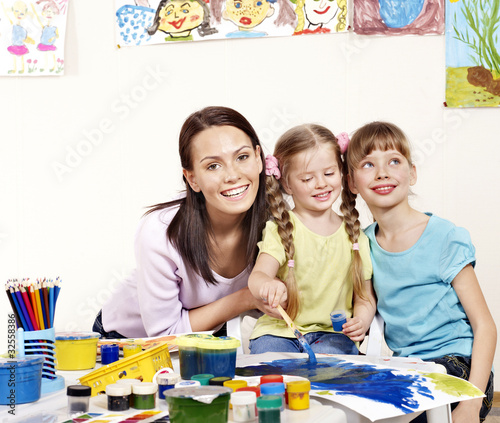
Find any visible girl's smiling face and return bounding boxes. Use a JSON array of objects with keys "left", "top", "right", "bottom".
[
  {"left": 223, "top": 0, "right": 274, "bottom": 29},
  {"left": 13, "top": 2, "right": 28, "bottom": 20},
  {"left": 183, "top": 125, "right": 263, "bottom": 222},
  {"left": 158, "top": 0, "right": 205, "bottom": 35}
]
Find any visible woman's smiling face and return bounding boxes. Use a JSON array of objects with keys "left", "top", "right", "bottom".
[{"left": 158, "top": 0, "right": 205, "bottom": 35}]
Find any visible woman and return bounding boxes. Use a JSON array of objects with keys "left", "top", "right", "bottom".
[{"left": 93, "top": 106, "right": 271, "bottom": 338}]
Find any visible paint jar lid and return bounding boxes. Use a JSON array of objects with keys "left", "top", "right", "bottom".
[
  {"left": 175, "top": 334, "right": 213, "bottom": 348},
  {"left": 67, "top": 385, "right": 92, "bottom": 397},
  {"left": 260, "top": 374, "right": 283, "bottom": 384},
  {"left": 191, "top": 373, "right": 215, "bottom": 385},
  {"left": 197, "top": 336, "right": 240, "bottom": 350},
  {"left": 163, "top": 386, "right": 232, "bottom": 402},
  {"left": 236, "top": 386, "right": 260, "bottom": 396},
  {"left": 286, "top": 380, "right": 311, "bottom": 393},
  {"left": 231, "top": 390, "right": 257, "bottom": 405},
  {"left": 157, "top": 373, "right": 181, "bottom": 385},
  {"left": 116, "top": 379, "right": 143, "bottom": 387},
  {"left": 132, "top": 382, "right": 158, "bottom": 395},
  {"left": 175, "top": 380, "right": 201, "bottom": 389},
  {"left": 0, "top": 356, "right": 44, "bottom": 369},
  {"left": 223, "top": 379, "right": 247, "bottom": 391},
  {"left": 329, "top": 310, "right": 346, "bottom": 321},
  {"left": 106, "top": 383, "right": 131, "bottom": 396},
  {"left": 260, "top": 382, "right": 285, "bottom": 395},
  {"left": 256, "top": 395, "right": 282, "bottom": 409},
  {"left": 209, "top": 376, "right": 232, "bottom": 386},
  {"left": 101, "top": 344, "right": 119, "bottom": 352},
  {"left": 55, "top": 331, "right": 101, "bottom": 340}
]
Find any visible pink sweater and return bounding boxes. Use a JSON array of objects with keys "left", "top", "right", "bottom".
[{"left": 101, "top": 206, "right": 250, "bottom": 337}]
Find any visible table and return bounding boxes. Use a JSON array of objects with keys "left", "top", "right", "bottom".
[{"left": 0, "top": 352, "right": 451, "bottom": 423}]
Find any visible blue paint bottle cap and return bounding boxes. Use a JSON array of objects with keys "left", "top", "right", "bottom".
[
  {"left": 260, "top": 382, "right": 285, "bottom": 395},
  {"left": 257, "top": 395, "right": 282, "bottom": 409}
]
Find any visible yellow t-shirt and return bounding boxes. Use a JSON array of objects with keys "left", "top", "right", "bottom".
[{"left": 250, "top": 211, "right": 372, "bottom": 340}]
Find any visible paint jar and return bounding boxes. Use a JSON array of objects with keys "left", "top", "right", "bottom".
[
  {"left": 164, "top": 386, "right": 232, "bottom": 423},
  {"left": 259, "top": 383, "right": 285, "bottom": 411},
  {"left": 175, "top": 380, "right": 201, "bottom": 389},
  {"left": 106, "top": 383, "right": 131, "bottom": 411},
  {"left": 260, "top": 375, "right": 283, "bottom": 385},
  {"left": 198, "top": 336, "right": 240, "bottom": 378},
  {"left": 191, "top": 373, "right": 215, "bottom": 386},
  {"left": 0, "top": 356, "right": 43, "bottom": 405},
  {"left": 286, "top": 380, "right": 310, "bottom": 410},
  {"left": 330, "top": 310, "right": 347, "bottom": 332},
  {"left": 231, "top": 391, "right": 257, "bottom": 422},
  {"left": 55, "top": 332, "right": 100, "bottom": 370},
  {"left": 116, "top": 378, "right": 142, "bottom": 407},
  {"left": 236, "top": 386, "right": 260, "bottom": 397},
  {"left": 256, "top": 395, "right": 281, "bottom": 423},
  {"left": 101, "top": 343, "right": 120, "bottom": 365},
  {"left": 123, "top": 343, "right": 142, "bottom": 358},
  {"left": 176, "top": 334, "right": 213, "bottom": 379},
  {"left": 67, "top": 385, "right": 91, "bottom": 415},
  {"left": 209, "top": 376, "right": 232, "bottom": 386},
  {"left": 224, "top": 379, "right": 248, "bottom": 409},
  {"left": 132, "top": 382, "right": 157, "bottom": 409},
  {"left": 157, "top": 372, "right": 181, "bottom": 399}
]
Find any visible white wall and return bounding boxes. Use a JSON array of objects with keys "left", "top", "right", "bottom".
[{"left": 1, "top": 0, "right": 498, "bottom": 386}]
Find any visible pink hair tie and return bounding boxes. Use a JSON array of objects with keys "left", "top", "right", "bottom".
[
  {"left": 287, "top": 260, "right": 295, "bottom": 268},
  {"left": 337, "top": 132, "right": 350, "bottom": 154},
  {"left": 265, "top": 155, "right": 281, "bottom": 180},
  {"left": 352, "top": 243, "right": 359, "bottom": 251}
]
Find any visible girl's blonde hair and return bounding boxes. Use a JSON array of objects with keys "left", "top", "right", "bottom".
[
  {"left": 346, "top": 121, "right": 413, "bottom": 176},
  {"left": 268, "top": 124, "right": 366, "bottom": 320}
]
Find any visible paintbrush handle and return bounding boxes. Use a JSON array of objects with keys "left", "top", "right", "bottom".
[{"left": 276, "top": 305, "right": 296, "bottom": 330}]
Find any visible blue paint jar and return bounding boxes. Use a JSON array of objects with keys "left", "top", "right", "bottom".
[
  {"left": 176, "top": 334, "right": 213, "bottom": 379},
  {"left": 157, "top": 372, "right": 181, "bottom": 399},
  {"left": 198, "top": 336, "right": 240, "bottom": 378},
  {"left": 0, "top": 356, "right": 44, "bottom": 405},
  {"left": 259, "top": 383, "right": 285, "bottom": 411},
  {"left": 330, "top": 310, "right": 347, "bottom": 332},
  {"left": 101, "top": 344, "right": 120, "bottom": 365}
]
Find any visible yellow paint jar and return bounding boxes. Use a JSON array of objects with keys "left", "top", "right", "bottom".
[
  {"left": 286, "top": 380, "right": 310, "bottom": 410},
  {"left": 55, "top": 332, "right": 100, "bottom": 370},
  {"left": 123, "top": 344, "right": 142, "bottom": 358},
  {"left": 223, "top": 379, "right": 248, "bottom": 409}
]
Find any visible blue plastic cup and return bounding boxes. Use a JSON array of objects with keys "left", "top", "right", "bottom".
[{"left": 330, "top": 310, "right": 347, "bottom": 332}]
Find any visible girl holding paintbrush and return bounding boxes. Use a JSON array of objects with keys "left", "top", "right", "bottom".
[{"left": 248, "top": 124, "right": 376, "bottom": 355}]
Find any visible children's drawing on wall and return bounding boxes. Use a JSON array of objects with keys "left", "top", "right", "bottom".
[
  {"left": 353, "top": 0, "right": 444, "bottom": 35},
  {"left": 115, "top": 0, "right": 348, "bottom": 46},
  {"left": 0, "top": 0, "right": 68, "bottom": 76},
  {"left": 445, "top": 0, "right": 500, "bottom": 108}
]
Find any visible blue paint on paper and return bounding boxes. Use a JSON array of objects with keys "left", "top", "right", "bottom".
[{"left": 236, "top": 357, "right": 433, "bottom": 413}]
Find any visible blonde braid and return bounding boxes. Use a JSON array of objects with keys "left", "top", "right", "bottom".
[
  {"left": 336, "top": 0, "right": 347, "bottom": 32},
  {"left": 340, "top": 159, "right": 366, "bottom": 300},
  {"left": 266, "top": 175, "right": 300, "bottom": 320},
  {"left": 294, "top": 0, "right": 305, "bottom": 33}
]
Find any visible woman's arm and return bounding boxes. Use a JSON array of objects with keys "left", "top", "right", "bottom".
[
  {"left": 343, "top": 279, "right": 377, "bottom": 342},
  {"left": 451, "top": 264, "right": 496, "bottom": 423}
]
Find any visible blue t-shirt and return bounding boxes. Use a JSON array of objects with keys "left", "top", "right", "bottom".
[{"left": 365, "top": 213, "right": 475, "bottom": 360}]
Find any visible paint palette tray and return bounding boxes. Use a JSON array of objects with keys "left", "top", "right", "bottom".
[{"left": 79, "top": 342, "right": 173, "bottom": 396}]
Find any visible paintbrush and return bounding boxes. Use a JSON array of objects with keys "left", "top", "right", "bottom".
[{"left": 276, "top": 305, "right": 317, "bottom": 364}]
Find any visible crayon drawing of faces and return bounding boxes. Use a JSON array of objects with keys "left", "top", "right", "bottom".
[
  {"left": 304, "top": 0, "right": 338, "bottom": 26},
  {"left": 158, "top": 0, "right": 205, "bottom": 37},
  {"left": 223, "top": 0, "right": 274, "bottom": 30},
  {"left": 13, "top": 1, "right": 28, "bottom": 21}
]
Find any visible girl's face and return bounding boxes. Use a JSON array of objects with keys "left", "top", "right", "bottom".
[
  {"left": 223, "top": 0, "right": 274, "bottom": 29},
  {"left": 183, "top": 126, "right": 263, "bottom": 222},
  {"left": 349, "top": 148, "right": 416, "bottom": 212},
  {"left": 42, "top": 6, "right": 57, "bottom": 20},
  {"left": 304, "top": 0, "right": 339, "bottom": 26},
  {"left": 158, "top": 0, "right": 205, "bottom": 35},
  {"left": 13, "top": 2, "right": 28, "bottom": 20},
  {"left": 283, "top": 143, "right": 342, "bottom": 216}
]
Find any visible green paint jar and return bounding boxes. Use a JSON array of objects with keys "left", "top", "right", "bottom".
[
  {"left": 164, "top": 386, "right": 232, "bottom": 423},
  {"left": 256, "top": 395, "right": 282, "bottom": 423},
  {"left": 131, "top": 382, "right": 157, "bottom": 409},
  {"left": 191, "top": 373, "right": 215, "bottom": 386}
]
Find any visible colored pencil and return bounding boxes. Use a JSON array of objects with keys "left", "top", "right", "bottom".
[
  {"left": 49, "top": 280, "right": 55, "bottom": 327},
  {"left": 42, "top": 281, "right": 50, "bottom": 328},
  {"left": 14, "top": 285, "right": 33, "bottom": 331},
  {"left": 20, "top": 285, "right": 39, "bottom": 331},
  {"left": 28, "top": 284, "right": 39, "bottom": 328},
  {"left": 5, "top": 284, "right": 22, "bottom": 328},
  {"left": 34, "top": 284, "right": 45, "bottom": 330}
]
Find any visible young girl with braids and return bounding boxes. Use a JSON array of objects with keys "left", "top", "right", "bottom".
[{"left": 248, "top": 124, "right": 376, "bottom": 355}]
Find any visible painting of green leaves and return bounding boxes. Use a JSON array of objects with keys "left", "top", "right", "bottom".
[{"left": 446, "top": 0, "right": 500, "bottom": 107}]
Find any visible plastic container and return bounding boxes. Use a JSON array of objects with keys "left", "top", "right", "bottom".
[
  {"left": 101, "top": 344, "right": 120, "bottom": 365},
  {"left": 116, "top": 378, "right": 142, "bottom": 407},
  {"left": 123, "top": 343, "right": 142, "bottom": 358},
  {"left": 209, "top": 376, "right": 232, "bottom": 386},
  {"left": 157, "top": 372, "right": 181, "bottom": 399},
  {"left": 132, "top": 382, "right": 158, "bottom": 409},
  {"left": 224, "top": 379, "right": 248, "bottom": 409},
  {"left": 55, "top": 331, "right": 100, "bottom": 370},
  {"left": 256, "top": 395, "right": 281, "bottom": 423},
  {"left": 0, "top": 356, "right": 43, "bottom": 405},
  {"left": 67, "top": 385, "right": 91, "bottom": 415},
  {"left": 330, "top": 310, "right": 347, "bottom": 332},
  {"left": 260, "top": 383, "right": 285, "bottom": 411},
  {"left": 260, "top": 375, "right": 283, "bottom": 385},
  {"left": 286, "top": 380, "right": 311, "bottom": 410},
  {"left": 236, "top": 386, "right": 260, "bottom": 397},
  {"left": 191, "top": 373, "right": 214, "bottom": 386},
  {"left": 106, "top": 383, "right": 131, "bottom": 411},
  {"left": 175, "top": 380, "right": 201, "bottom": 389},
  {"left": 231, "top": 391, "right": 257, "bottom": 422},
  {"left": 198, "top": 336, "right": 240, "bottom": 378},
  {"left": 176, "top": 334, "right": 213, "bottom": 379},
  {"left": 78, "top": 342, "right": 172, "bottom": 396},
  {"left": 164, "top": 386, "right": 232, "bottom": 423}
]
